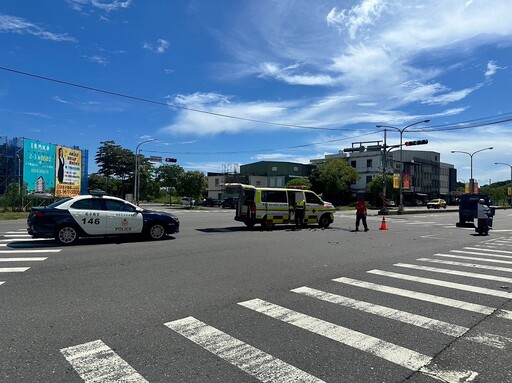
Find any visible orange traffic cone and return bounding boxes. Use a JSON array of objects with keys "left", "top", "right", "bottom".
[{"left": 379, "top": 216, "right": 388, "bottom": 230}]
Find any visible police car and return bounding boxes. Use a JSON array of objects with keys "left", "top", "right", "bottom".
[{"left": 27, "top": 193, "right": 179, "bottom": 245}]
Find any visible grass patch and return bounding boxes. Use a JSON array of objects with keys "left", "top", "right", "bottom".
[{"left": 0, "top": 212, "right": 29, "bottom": 220}]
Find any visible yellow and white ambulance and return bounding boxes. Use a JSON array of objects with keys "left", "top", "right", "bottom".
[{"left": 225, "top": 184, "right": 336, "bottom": 230}]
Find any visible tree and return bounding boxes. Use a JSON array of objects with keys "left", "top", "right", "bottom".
[
  {"left": 155, "top": 164, "right": 185, "bottom": 190},
  {"left": 285, "top": 177, "right": 312, "bottom": 189},
  {"left": 367, "top": 175, "right": 395, "bottom": 206},
  {"left": 310, "top": 159, "right": 359, "bottom": 202},
  {"left": 178, "top": 171, "right": 207, "bottom": 203},
  {"left": 94, "top": 141, "right": 136, "bottom": 197}
]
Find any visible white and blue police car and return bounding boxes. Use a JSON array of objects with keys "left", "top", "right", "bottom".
[{"left": 27, "top": 192, "right": 179, "bottom": 245}]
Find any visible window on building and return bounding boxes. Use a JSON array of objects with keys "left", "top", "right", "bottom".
[
  {"left": 367, "top": 159, "right": 372, "bottom": 168},
  {"left": 351, "top": 160, "right": 356, "bottom": 168},
  {"left": 366, "top": 175, "right": 373, "bottom": 183},
  {"left": 293, "top": 166, "right": 298, "bottom": 171},
  {"left": 256, "top": 180, "right": 261, "bottom": 186},
  {"left": 272, "top": 166, "right": 278, "bottom": 171},
  {"left": 215, "top": 178, "right": 219, "bottom": 186}
]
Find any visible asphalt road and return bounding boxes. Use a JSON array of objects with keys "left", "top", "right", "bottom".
[{"left": 1, "top": 207, "right": 511, "bottom": 382}]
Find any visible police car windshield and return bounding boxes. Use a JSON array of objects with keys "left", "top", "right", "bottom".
[{"left": 47, "top": 198, "right": 72, "bottom": 208}]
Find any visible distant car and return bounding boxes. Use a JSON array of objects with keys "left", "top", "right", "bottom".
[
  {"left": 201, "top": 197, "right": 221, "bottom": 207},
  {"left": 221, "top": 197, "right": 238, "bottom": 209},
  {"left": 386, "top": 200, "right": 396, "bottom": 208},
  {"left": 180, "top": 197, "right": 195, "bottom": 206},
  {"left": 27, "top": 194, "right": 179, "bottom": 245},
  {"left": 426, "top": 198, "right": 447, "bottom": 209}
]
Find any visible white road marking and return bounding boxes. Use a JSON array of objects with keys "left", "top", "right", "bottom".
[
  {"left": 295, "top": 285, "right": 512, "bottom": 350},
  {"left": 0, "top": 238, "right": 51, "bottom": 242},
  {"left": 3, "top": 234, "right": 31, "bottom": 237},
  {"left": 451, "top": 249, "right": 512, "bottom": 259},
  {"left": 0, "top": 281, "right": 4, "bottom": 286},
  {"left": 165, "top": 316, "right": 324, "bottom": 383},
  {"left": 368, "top": 270, "right": 512, "bottom": 299},
  {"left": 60, "top": 339, "right": 149, "bottom": 383},
  {"left": 465, "top": 247, "right": 512, "bottom": 254},
  {"left": 434, "top": 253, "right": 512, "bottom": 265},
  {"left": 0, "top": 267, "right": 30, "bottom": 272},
  {"left": 239, "top": 298, "right": 477, "bottom": 382},
  {"left": 395, "top": 263, "right": 512, "bottom": 284},
  {"left": 333, "top": 277, "right": 495, "bottom": 315},
  {"left": 0, "top": 249, "right": 61, "bottom": 254},
  {"left": 418, "top": 258, "right": 512, "bottom": 273},
  {"left": 0, "top": 257, "right": 47, "bottom": 262}
]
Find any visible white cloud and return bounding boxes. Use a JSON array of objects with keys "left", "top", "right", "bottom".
[
  {"left": 0, "top": 14, "right": 76, "bottom": 41},
  {"left": 82, "top": 55, "right": 109, "bottom": 65},
  {"left": 52, "top": 96, "right": 73, "bottom": 104},
  {"left": 326, "top": 0, "right": 386, "bottom": 39},
  {"left": 67, "top": 0, "right": 132, "bottom": 12},
  {"left": 484, "top": 60, "right": 502, "bottom": 77},
  {"left": 143, "top": 39, "right": 169, "bottom": 54}
]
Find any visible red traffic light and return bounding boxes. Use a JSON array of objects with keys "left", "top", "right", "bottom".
[
  {"left": 405, "top": 139, "right": 428, "bottom": 146},
  {"left": 165, "top": 158, "right": 177, "bottom": 162}
]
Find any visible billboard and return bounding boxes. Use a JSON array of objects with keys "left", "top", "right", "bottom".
[
  {"left": 55, "top": 145, "right": 82, "bottom": 197},
  {"left": 23, "top": 139, "right": 56, "bottom": 193}
]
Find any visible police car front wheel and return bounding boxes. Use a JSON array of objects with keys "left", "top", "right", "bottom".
[
  {"left": 147, "top": 223, "right": 166, "bottom": 240},
  {"left": 56, "top": 225, "right": 80, "bottom": 245}
]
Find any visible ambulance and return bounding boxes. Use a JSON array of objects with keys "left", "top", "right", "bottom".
[{"left": 225, "top": 184, "right": 336, "bottom": 230}]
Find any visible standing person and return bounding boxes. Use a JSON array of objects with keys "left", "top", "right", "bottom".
[
  {"left": 57, "top": 147, "right": 65, "bottom": 183},
  {"left": 355, "top": 199, "right": 369, "bottom": 232},
  {"left": 476, "top": 198, "right": 490, "bottom": 235},
  {"left": 295, "top": 198, "right": 306, "bottom": 229}
]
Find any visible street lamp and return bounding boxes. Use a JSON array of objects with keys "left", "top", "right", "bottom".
[
  {"left": 494, "top": 162, "right": 512, "bottom": 205},
  {"left": 377, "top": 119, "right": 430, "bottom": 213},
  {"left": 451, "top": 147, "right": 493, "bottom": 194},
  {"left": 134, "top": 138, "right": 157, "bottom": 205}
]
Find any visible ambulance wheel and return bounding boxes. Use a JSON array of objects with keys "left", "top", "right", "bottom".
[
  {"left": 244, "top": 221, "right": 255, "bottom": 228},
  {"left": 55, "top": 225, "right": 79, "bottom": 245},
  {"left": 261, "top": 217, "right": 274, "bottom": 230},
  {"left": 318, "top": 214, "right": 331, "bottom": 229},
  {"left": 147, "top": 223, "right": 166, "bottom": 240}
]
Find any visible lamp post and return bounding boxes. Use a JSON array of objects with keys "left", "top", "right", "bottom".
[
  {"left": 494, "top": 162, "right": 512, "bottom": 205},
  {"left": 377, "top": 119, "right": 430, "bottom": 214},
  {"left": 134, "top": 138, "right": 157, "bottom": 205},
  {"left": 451, "top": 147, "right": 493, "bottom": 194}
]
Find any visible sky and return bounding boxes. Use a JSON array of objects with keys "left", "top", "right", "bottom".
[{"left": 1, "top": 0, "right": 511, "bottom": 186}]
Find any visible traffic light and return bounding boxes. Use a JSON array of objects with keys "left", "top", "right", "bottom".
[
  {"left": 404, "top": 139, "right": 428, "bottom": 146},
  {"left": 165, "top": 158, "right": 177, "bottom": 162},
  {"left": 343, "top": 146, "right": 365, "bottom": 153}
]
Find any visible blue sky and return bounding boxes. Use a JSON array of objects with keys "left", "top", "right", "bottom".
[{"left": 1, "top": 0, "right": 511, "bottom": 185}]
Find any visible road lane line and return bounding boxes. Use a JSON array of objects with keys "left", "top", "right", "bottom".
[
  {"left": 450, "top": 250, "right": 512, "bottom": 259},
  {"left": 0, "top": 281, "right": 4, "bottom": 286},
  {"left": 0, "top": 257, "right": 47, "bottom": 262},
  {"left": 333, "top": 277, "right": 494, "bottom": 314},
  {"left": 0, "top": 249, "right": 61, "bottom": 253},
  {"left": 368, "top": 270, "right": 512, "bottom": 299},
  {"left": 60, "top": 339, "right": 149, "bottom": 383},
  {"left": 418, "top": 258, "right": 512, "bottom": 273},
  {"left": 165, "top": 316, "right": 324, "bottom": 383},
  {"left": 395, "top": 263, "right": 512, "bottom": 283},
  {"left": 334, "top": 276, "right": 512, "bottom": 322},
  {"left": 465, "top": 247, "right": 512, "bottom": 254},
  {"left": 0, "top": 267, "right": 30, "bottom": 272},
  {"left": 3, "top": 234, "right": 31, "bottom": 237},
  {"left": 434, "top": 253, "right": 512, "bottom": 265},
  {"left": 293, "top": 286, "right": 512, "bottom": 350},
  {"left": 238, "top": 299, "right": 477, "bottom": 382}
]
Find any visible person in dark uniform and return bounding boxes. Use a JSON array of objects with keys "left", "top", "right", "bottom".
[{"left": 295, "top": 198, "right": 306, "bottom": 229}]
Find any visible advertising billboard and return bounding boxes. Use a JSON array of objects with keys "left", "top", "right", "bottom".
[
  {"left": 55, "top": 145, "right": 82, "bottom": 197},
  {"left": 23, "top": 139, "right": 56, "bottom": 194}
]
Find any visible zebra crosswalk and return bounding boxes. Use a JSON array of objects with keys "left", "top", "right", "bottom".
[
  {"left": 60, "top": 236, "right": 512, "bottom": 382},
  {"left": 0, "top": 229, "right": 60, "bottom": 287}
]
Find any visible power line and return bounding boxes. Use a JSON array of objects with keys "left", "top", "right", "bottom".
[{"left": 0, "top": 65, "right": 350, "bottom": 132}]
